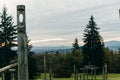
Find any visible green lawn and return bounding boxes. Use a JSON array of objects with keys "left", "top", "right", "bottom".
[
  {"left": 0, "top": 73, "right": 120, "bottom": 80},
  {"left": 35, "top": 73, "right": 120, "bottom": 80},
  {"left": 108, "top": 74, "right": 120, "bottom": 80}
]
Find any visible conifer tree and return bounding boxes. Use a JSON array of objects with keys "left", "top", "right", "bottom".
[
  {"left": 0, "top": 7, "right": 17, "bottom": 66},
  {"left": 82, "top": 16, "right": 104, "bottom": 72},
  {"left": 72, "top": 38, "right": 82, "bottom": 56},
  {"left": 72, "top": 38, "right": 83, "bottom": 71},
  {"left": 72, "top": 38, "right": 79, "bottom": 52},
  {"left": 0, "top": 6, "right": 17, "bottom": 80},
  {"left": 0, "top": 7, "right": 17, "bottom": 48}
]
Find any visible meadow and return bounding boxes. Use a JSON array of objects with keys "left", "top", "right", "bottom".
[
  {"left": 35, "top": 73, "right": 120, "bottom": 80},
  {"left": 0, "top": 73, "right": 120, "bottom": 80}
]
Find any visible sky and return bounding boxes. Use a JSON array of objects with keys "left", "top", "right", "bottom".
[{"left": 0, "top": 0, "right": 120, "bottom": 47}]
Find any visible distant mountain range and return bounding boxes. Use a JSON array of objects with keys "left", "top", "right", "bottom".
[
  {"left": 31, "top": 46, "right": 72, "bottom": 54},
  {"left": 31, "top": 41, "right": 120, "bottom": 53},
  {"left": 105, "top": 41, "right": 120, "bottom": 50}
]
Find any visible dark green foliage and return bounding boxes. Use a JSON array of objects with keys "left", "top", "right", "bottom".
[
  {"left": 72, "top": 38, "right": 80, "bottom": 51},
  {"left": 0, "top": 47, "right": 17, "bottom": 68},
  {"left": 52, "top": 52, "right": 72, "bottom": 78},
  {"left": 108, "top": 49, "right": 120, "bottom": 73},
  {"left": 113, "top": 53, "right": 120, "bottom": 73},
  {"left": 0, "top": 6, "right": 17, "bottom": 66},
  {"left": 0, "top": 7, "right": 17, "bottom": 80},
  {"left": 53, "top": 59, "right": 72, "bottom": 78},
  {"left": 82, "top": 16, "right": 105, "bottom": 73},
  {"left": 35, "top": 54, "right": 44, "bottom": 73},
  {"left": 27, "top": 37, "right": 40, "bottom": 79},
  {"left": 72, "top": 38, "right": 83, "bottom": 72},
  {"left": 34, "top": 39, "right": 83, "bottom": 78},
  {"left": 35, "top": 49, "right": 83, "bottom": 78},
  {"left": 0, "top": 7, "right": 17, "bottom": 48},
  {"left": 35, "top": 52, "right": 73, "bottom": 78},
  {"left": 0, "top": 47, "right": 17, "bottom": 80},
  {"left": 28, "top": 52, "right": 40, "bottom": 79}
]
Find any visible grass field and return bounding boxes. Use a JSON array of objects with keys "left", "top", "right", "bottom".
[
  {"left": 35, "top": 73, "right": 120, "bottom": 80},
  {"left": 0, "top": 73, "right": 120, "bottom": 80}
]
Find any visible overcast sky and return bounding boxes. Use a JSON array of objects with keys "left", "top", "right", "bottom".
[{"left": 0, "top": 0, "right": 120, "bottom": 46}]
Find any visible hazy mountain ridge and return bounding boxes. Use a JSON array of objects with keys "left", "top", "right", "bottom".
[
  {"left": 105, "top": 41, "right": 120, "bottom": 50},
  {"left": 31, "top": 46, "right": 72, "bottom": 54},
  {"left": 31, "top": 41, "right": 120, "bottom": 53}
]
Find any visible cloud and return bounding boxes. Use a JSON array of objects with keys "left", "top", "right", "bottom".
[
  {"left": 28, "top": 1, "right": 120, "bottom": 46},
  {"left": 30, "top": 38, "right": 70, "bottom": 46},
  {"left": 30, "top": 38, "right": 65, "bottom": 43},
  {"left": 1, "top": 0, "right": 120, "bottom": 46}
]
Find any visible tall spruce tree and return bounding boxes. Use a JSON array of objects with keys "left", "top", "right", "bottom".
[
  {"left": 82, "top": 16, "right": 104, "bottom": 72},
  {"left": 0, "top": 7, "right": 17, "bottom": 80},
  {"left": 0, "top": 7, "right": 17, "bottom": 48},
  {"left": 0, "top": 6, "right": 17, "bottom": 66}
]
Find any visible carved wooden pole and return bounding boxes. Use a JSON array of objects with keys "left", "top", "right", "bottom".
[{"left": 17, "top": 5, "right": 29, "bottom": 80}]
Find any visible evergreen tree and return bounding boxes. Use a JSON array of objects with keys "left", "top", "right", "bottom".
[
  {"left": 0, "top": 6, "right": 17, "bottom": 80},
  {"left": 72, "top": 38, "right": 83, "bottom": 72},
  {"left": 0, "top": 7, "right": 17, "bottom": 48},
  {"left": 82, "top": 16, "right": 104, "bottom": 73},
  {"left": 72, "top": 38, "right": 80, "bottom": 54},
  {"left": 73, "top": 38, "right": 79, "bottom": 50},
  {"left": 72, "top": 38, "right": 80, "bottom": 56},
  {"left": 0, "top": 6, "right": 17, "bottom": 68}
]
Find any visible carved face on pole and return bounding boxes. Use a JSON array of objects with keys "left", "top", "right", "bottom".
[{"left": 17, "top": 5, "right": 26, "bottom": 34}]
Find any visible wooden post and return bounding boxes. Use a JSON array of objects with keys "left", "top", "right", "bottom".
[
  {"left": 1, "top": 72, "right": 5, "bottom": 80},
  {"left": 91, "top": 69, "right": 93, "bottom": 80},
  {"left": 80, "top": 69, "right": 82, "bottom": 80},
  {"left": 49, "top": 69, "right": 52, "bottom": 80},
  {"left": 83, "top": 69, "right": 85, "bottom": 80},
  {"left": 86, "top": 69, "right": 88, "bottom": 80},
  {"left": 11, "top": 72, "right": 15, "bottom": 80},
  {"left": 76, "top": 71, "right": 78, "bottom": 80},
  {"left": 49, "top": 56, "right": 52, "bottom": 80},
  {"left": 44, "top": 54, "right": 46, "bottom": 80},
  {"left": 17, "top": 5, "right": 29, "bottom": 80},
  {"left": 80, "top": 73, "right": 82, "bottom": 80},
  {"left": 105, "top": 63, "right": 108, "bottom": 80},
  {"left": 73, "top": 65, "right": 76, "bottom": 80},
  {"left": 9, "top": 69, "right": 16, "bottom": 80},
  {"left": 93, "top": 69, "right": 96, "bottom": 80},
  {"left": 103, "top": 66, "right": 105, "bottom": 80}
]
